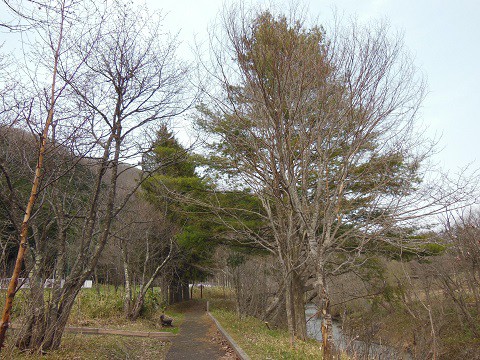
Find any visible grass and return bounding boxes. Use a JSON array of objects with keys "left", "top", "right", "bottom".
[
  {"left": 3, "top": 333, "right": 169, "bottom": 359},
  {"left": 0, "top": 285, "right": 182, "bottom": 359},
  {"left": 194, "top": 285, "right": 349, "bottom": 359},
  {"left": 211, "top": 307, "right": 325, "bottom": 359},
  {"left": 68, "top": 286, "right": 183, "bottom": 334},
  {"left": 2, "top": 284, "right": 352, "bottom": 359}
]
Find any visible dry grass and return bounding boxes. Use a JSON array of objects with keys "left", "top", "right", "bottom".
[
  {"left": 210, "top": 306, "right": 347, "bottom": 360},
  {"left": 0, "top": 286, "right": 182, "bottom": 359},
  {"left": 67, "top": 286, "right": 183, "bottom": 334},
  {"left": 2, "top": 333, "right": 169, "bottom": 359}
]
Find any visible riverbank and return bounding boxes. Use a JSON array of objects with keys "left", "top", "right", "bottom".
[{"left": 306, "top": 304, "right": 411, "bottom": 359}]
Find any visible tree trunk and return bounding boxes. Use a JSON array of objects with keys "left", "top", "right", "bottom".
[
  {"left": 127, "top": 293, "right": 145, "bottom": 320},
  {"left": 284, "top": 271, "right": 296, "bottom": 347},
  {"left": 0, "top": 0, "right": 69, "bottom": 348},
  {"left": 16, "top": 272, "right": 46, "bottom": 351},
  {"left": 168, "top": 280, "right": 183, "bottom": 305},
  {"left": 182, "top": 282, "right": 190, "bottom": 301},
  {"left": 317, "top": 268, "right": 333, "bottom": 360},
  {"left": 292, "top": 270, "right": 307, "bottom": 341},
  {"left": 15, "top": 278, "right": 83, "bottom": 351},
  {"left": 121, "top": 246, "right": 132, "bottom": 316}
]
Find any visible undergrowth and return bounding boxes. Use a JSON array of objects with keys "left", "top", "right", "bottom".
[{"left": 209, "top": 299, "right": 350, "bottom": 360}]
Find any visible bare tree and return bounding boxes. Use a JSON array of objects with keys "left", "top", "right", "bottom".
[
  {"left": 22, "top": 0, "right": 190, "bottom": 350},
  {"left": 0, "top": 0, "right": 190, "bottom": 352},
  {"left": 114, "top": 196, "right": 174, "bottom": 320},
  {"left": 0, "top": 0, "right": 73, "bottom": 350},
  {"left": 436, "top": 209, "right": 480, "bottom": 337},
  {"left": 198, "top": 6, "right": 476, "bottom": 358}
]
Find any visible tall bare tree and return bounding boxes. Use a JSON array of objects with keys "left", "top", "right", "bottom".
[
  {"left": 0, "top": 0, "right": 73, "bottom": 350},
  {"left": 0, "top": 0, "right": 190, "bottom": 352},
  {"left": 199, "top": 6, "right": 476, "bottom": 357}
]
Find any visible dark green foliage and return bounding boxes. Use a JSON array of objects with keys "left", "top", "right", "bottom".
[
  {"left": 0, "top": 127, "right": 96, "bottom": 275},
  {"left": 143, "top": 124, "right": 195, "bottom": 177},
  {"left": 142, "top": 127, "right": 214, "bottom": 283},
  {"left": 226, "top": 253, "right": 246, "bottom": 268}
]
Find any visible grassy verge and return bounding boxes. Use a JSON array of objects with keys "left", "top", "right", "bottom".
[
  {"left": 3, "top": 333, "right": 169, "bottom": 359},
  {"left": 1, "top": 285, "right": 180, "bottom": 359},
  {"left": 197, "top": 286, "right": 347, "bottom": 359},
  {"left": 210, "top": 305, "right": 333, "bottom": 360}
]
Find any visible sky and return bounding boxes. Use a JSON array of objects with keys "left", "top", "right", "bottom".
[
  {"left": 1, "top": 0, "right": 478, "bottom": 173},
  {"left": 152, "top": 0, "right": 480, "bottom": 174}
]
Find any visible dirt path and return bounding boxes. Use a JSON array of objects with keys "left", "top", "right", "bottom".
[{"left": 166, "top": 301, "right": 236, "bottom": 360}]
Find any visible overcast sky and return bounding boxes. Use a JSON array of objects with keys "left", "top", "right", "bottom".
[
  {"left": 153, "top": 0, "right": 479, "bottom": 173},
  {"left": 1, "top": 0, "right": 478, "bottom": 173}
]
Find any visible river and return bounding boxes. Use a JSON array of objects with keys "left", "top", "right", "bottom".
[{"left": 305, "top": 304, "right": 412, "bottom": 359}]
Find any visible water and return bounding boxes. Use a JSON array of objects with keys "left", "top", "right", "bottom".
[{"left": 305, "top": 304, "right": 412, "bottom": 359}]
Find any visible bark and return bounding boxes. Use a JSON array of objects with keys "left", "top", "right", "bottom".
[
  {"left": 16, "top": 254, "right": 47, "bottom": 351},
  {"left": 168, "top": 280, "right": 182, "bottom": 305},
  {"left": 124, "top": 243, "right": 172, "bottom": 320},
  {"left": 16, "top": 275, "right": 84, "bottom": 351},
  {"left": 317, "top": 267, "right": 334, "bottom": 360},
  {"left": 284, "top": 269, "right": 308, "bottom": 345},
  {"left": 0, "top": 1, "right": 65, "bottom": 347},
  {"left": 4, "top": 0, "right": 187, "bottom": 351},
  {"left": 14, "top": 114, "right": 121, "bottom": 352},
  {"left": 284, "top": 271, "right": 296, "bottom": 347},
  {"left": 122, "top": 246, "right": 132, "bottom": 315},
  {"left": 182, "top": 282, "right": 190, "bottom": 301},
  {"left": 292, "top": 270, "right": 307, "bottom": 341}
]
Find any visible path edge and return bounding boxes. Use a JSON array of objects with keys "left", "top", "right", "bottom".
[{"left": 207, "top": 305, "right": 251, "bottom": 360}]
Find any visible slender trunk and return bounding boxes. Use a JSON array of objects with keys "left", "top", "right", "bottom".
[
  {"left": 232, "top": 267, "right": 241, "bottom": 315},
  {"left": 284, "top": 271, "right": 296, "bottom": 347},
  {"left": 0, "top": 2, "right": 65, "bottom": 347},
  {"left": 128, "top": 293, "right": 145, "bottom": 320},
  {"left": 126, "top": 246, "right": 171, "bottom": 319},
  {"left": 16, "top": 275, "right": 83, "bottom": 351},
  {"left": 182, "top": 282, "right": 190, "bottom": 301},
  {"left": 16, "top": 255, "right": 46, "bottom": 351},
  {"left": 161, "top": 279, "right": 168, "bottom": 304},
  {"left": 121, "top": 246, "right": 132, "bottom": 315},
  {"left": 43, "top": 282, "right": 82, "bottom": 350},
  {"left": 317, "top": 268, "right": 333, "bottom": 360},
  {"left": 18, "top": 198, "right": 69, "bottom": 351}
]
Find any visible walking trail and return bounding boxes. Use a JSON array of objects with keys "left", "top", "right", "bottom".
[{"left": 166, "top": 300, "right": 237, "bottom": 360}]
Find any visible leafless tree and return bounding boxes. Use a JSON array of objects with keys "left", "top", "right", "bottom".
[
  {"left": 0, "top": 0, "right": 190, "bottom": 352},
  {"left": 113, "top": 196, "right": 174, "bottom": 320},
  {"left": 198, "top": 6, "right": 477, "bottom": 357},
  {"left": 0, "top": 0, "right": 83, "bottom": 350},
  {"left": 436, "top": 209, "right": 480, "bottom": 337}
]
